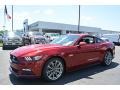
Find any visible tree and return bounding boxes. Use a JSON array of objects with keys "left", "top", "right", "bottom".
[{"left": 0, "top": 30, "right": 8, "bottom": 35}]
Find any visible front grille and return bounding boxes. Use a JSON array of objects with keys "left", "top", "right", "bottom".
[
  {"left": 35, "top": 38, "right": 47, "bottom": 44},
  {"left": 8, "top": 38, "right": 20, "bottom": 41},
  {"left": 11, "top": 67, "right": 19, "bottom": 73},
  {"left": 10, "top": 55, "right": 19, "bottom": 64},
  {"left": 22, "top": 71, "right": 34, "bottom": 75}
]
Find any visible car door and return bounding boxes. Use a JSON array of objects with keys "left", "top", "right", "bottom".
[
  {"left": 94, "top": 37, "right": 107, "bottom": 61},
  {"left": 69, "top": 36, "right": 99, "bottom": 68}
]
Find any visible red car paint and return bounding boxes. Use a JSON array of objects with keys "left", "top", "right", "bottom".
[{"left": 10, "top": 34, "right": 115, "bottom": 78}]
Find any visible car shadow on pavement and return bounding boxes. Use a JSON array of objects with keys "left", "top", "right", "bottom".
[{"left": 9, "top": 62, "right": 119, "bottom": 85}]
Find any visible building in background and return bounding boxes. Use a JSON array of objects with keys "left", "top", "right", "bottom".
[{"left": 24, "top": 20, "right": 120, "bottom": 36}]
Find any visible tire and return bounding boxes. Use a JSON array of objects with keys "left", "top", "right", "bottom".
[
  {"left": 2, "top": 45, "right": 6, "bottom": 50},
  {"left": 42, "top": 58, "right": 64, "bottom": 81},
  {"left": 102, "top": 51, "right": 113, "bottom": 66}
]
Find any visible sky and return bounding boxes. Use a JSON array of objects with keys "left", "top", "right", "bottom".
[{"left": 0, "top": 5, "right": 120, "bottom": 31}]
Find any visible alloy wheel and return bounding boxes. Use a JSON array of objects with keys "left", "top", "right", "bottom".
[
  {"left": 46, "top": 59, "right": 64, "bottom": 81},
  {"left": 104, "top": 52, "right": 113, "bottom": 65}
]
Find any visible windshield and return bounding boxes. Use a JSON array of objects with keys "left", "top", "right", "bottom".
[
  {"left": 14, "top": 31, "right": 23, "bottom": 37},
  {"left": 50, "top": 35, "right": 80, "bottom": 46},
  {"left": 46, "top": 33, "right": 60, "bottom": 37},
  {"left": 4, "top": 32, "right": 17, "bottom": 37}
]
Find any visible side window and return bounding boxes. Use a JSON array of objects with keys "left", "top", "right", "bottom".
[{"left": 80, "top": 36, "right": 95, "bottom": 44}]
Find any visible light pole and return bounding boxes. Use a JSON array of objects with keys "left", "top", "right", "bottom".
[
  {"left": 12, "top": 5, "right": 13, "bottom": 31},
  {"left": 78, "top": 5, "right": 80, "bottom": 33}
]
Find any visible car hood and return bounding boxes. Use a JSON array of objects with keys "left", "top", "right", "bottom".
[
  {"left": 5, "top": 35, "right": 21, "bottom": 40},
  {"left": 10, "top": 44, "right": 62, "bottom": 57},
  {"left": 31, "top": 35, "right": 44, "bottom": 39}
]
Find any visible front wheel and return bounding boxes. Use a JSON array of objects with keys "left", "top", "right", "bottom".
[
  {"left": 102, "top": 51, "right": 113, "bottom": 66},
  {"left": 42, "top": 58, "right": 64, "bottom": 81},
  {"left": 2, "top": 44, "right": 7, "bottom": 50}
]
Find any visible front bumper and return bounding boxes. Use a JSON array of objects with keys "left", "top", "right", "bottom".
[
  {"left": 10, "top": 67, "right": 40, "bottom": 78},
  {"left": 3, "top": 41, "right": 23, "bottom": 45},
  {"left": 9, "top": 60, "right": 45, "bottom": 78},
  {"left": 4, "top": 45, "right": 23, "bottom": 47},
  {"left": 3, "top": 45, "right": 23, "bottom": 50}
]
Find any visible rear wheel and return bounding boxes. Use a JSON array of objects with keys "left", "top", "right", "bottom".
[
  {"left": 102, "top": 51, "right": 113, "bottom": 66},
  {"left": 42, "top": 58, "right": 64, "bottom": 81}
]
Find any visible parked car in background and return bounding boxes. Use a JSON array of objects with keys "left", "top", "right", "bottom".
[
  {"left": 27, "top": 32, "right": 49, "bottom": 44},
  {"left": 2, "top": 32, "right": 23, "bottom": 50},
  {"left": 44, "top": 33, "right": 60, "bottom": 41},
  {"left": 101, "top": 34, "right": 120, "bottom": 45},
  {"left": 10, "top": 34, "right": 115, "bottom": 81}
]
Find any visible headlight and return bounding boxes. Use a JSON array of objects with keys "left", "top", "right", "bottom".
[
  {"left": 33, "top": 56, "right": 42, "bottom": 61},
  {"left": 24, "top": 56, "right": 42, "bottom": 61}
]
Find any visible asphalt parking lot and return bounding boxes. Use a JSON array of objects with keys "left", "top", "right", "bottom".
[{"left": 0, "top": 46, "right": 120, "bottom": 85}]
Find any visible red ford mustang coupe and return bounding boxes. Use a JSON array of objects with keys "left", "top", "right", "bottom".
[{"left": 10, "top": 34, "right": 115, "bottom": 81}]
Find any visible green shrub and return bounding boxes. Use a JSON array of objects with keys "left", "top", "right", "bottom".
[
  {"left": 0, "top": 42, "right": 3, "bottom": 47},
  {"left": 0, "top": 40, "right": 2, "bottom": 43}
]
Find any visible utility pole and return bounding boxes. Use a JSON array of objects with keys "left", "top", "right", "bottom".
[
  {"left": 12, "top": 5, "right": 13, "bottom": 31},
  {"left": 78, "top": 5, "right": 80, "bottom": 33}
]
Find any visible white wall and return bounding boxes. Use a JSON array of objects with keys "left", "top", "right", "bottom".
[{"left": 29, "top": 21, "right": 119, "bottom": 34}]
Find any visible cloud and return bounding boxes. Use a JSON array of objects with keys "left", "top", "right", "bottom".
[
  {"left": 80, "top": 16, "right": 96, "bottom": 25},
  {"left": 43, "top": 9, "right": 55, "bottom": 16},
  {"left": 12, "top": 11, "right": 44, "bottom": 29},
  {"left": 0, "top": 5, "right": 5, "bottom": 8},
  {"left": 34, "top": 10, "right": 41, "bottom": 14},
  {"left": 0, "top": 6, "right": 3, "bottom": 9},
  {"left": 81, "top": 16, "right": 94, "bottom": 21},
  {"left": 14, "top": 12, "right": 30, "bottom": 20},
  {"left": 4, "top": 9, "right": 56, "bottom": 30},
  {"left": 12, "top": 12, "right": 32, "bottom": 29}
]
